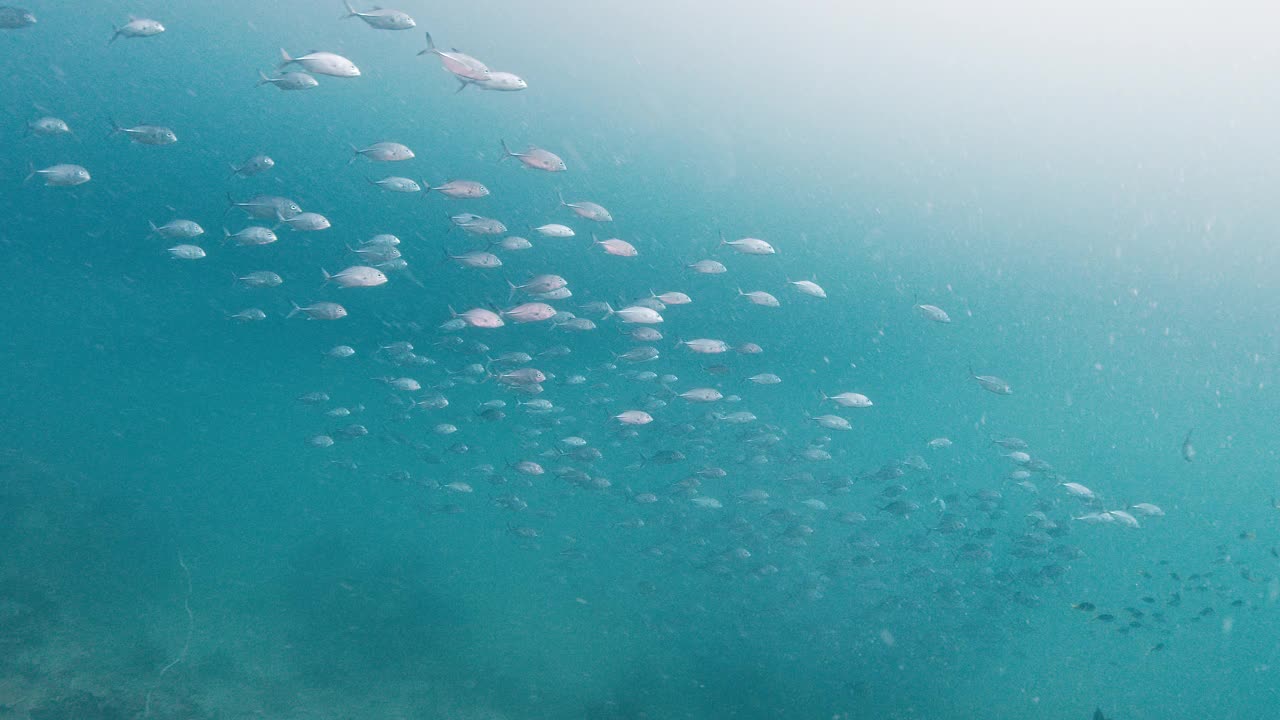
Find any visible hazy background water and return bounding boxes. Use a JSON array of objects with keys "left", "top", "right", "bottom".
[{"left": 3, "top": 2, "right": 1280, "bottom": 719}]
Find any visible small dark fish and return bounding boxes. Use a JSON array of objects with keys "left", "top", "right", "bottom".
[
  {"left": 641, "top": 450, "right": 685, "bottom": 466},
  {"left": 1199, "top": 606, "right": 1215, "bottom": 617},
  {"left": 1094, "top": 708, "right": 1110, "bottom": 720},
  {"left": 1095, "top": 613, "right": 1115, "bottom": 622},
  {"left": 1073, "top": 602, "right": 1096, "bottom": 612},
  {"left": 1148, "top": 643, "right": 1165, "bottom": 654},
  {"left": 1181, "top": 429, "right": 1195, "bottom": 461}
]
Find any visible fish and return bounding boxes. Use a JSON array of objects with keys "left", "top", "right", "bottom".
[
  {"left": 418, "top": 32, "right": 490, "bottom": 81},
  {"left": 603, "top": 303, "right": 662, "bottom": 324},
  {"left": 256, "top": 70, "right": 319, "bottom": 91},
  {"left": 687, "top": 259, "right": 727, "bottom": 274},
  {"left": 914, "top": 300, "right": 952, "bottom": 323},
  {"left": 287, "top": 302, "right": 347, "bottom": 320},
  {"left": 427, "top": 180, "right": 489, "bottom": 199},
  {"left": 787, "top": 278, "right": 827, "bottom": 298},
  {"left": 969, "top": 367, "right": 1012, "bottom": 395},
  {"left": 349, "top": 141, "right": 414, "bottom": 163},
  {"left": 369, "top": 176, "right": 422, "bottom": 193},
  {"left": 0, "top": 6, "right": 35, "bottom": 28},
  {"left": 592, "top": 235, "right": 637, "bottom": 257},
  {"left": 148, "top": 219, "right": 204, "bottom": 240},
  {"left": 236, "top": 271, "right": 283, "bottom": 289},
  {"left": 1181, "top": 429, "right": 1195, "bottom": 462},
  {"left": 322, "top": 266, "right": 387, "bottom": 288},
  {"left": 223, "top": 226, "right": 277, "bottom": 246},
  {"left": 737, "top": 289, "right": 780, "bottom": 307},
  {"left": 167, "top": 244, "right": 205, "bottom": 260},
  {"left": 110, "top": 16, "right": 164, "bottom": 43},
  {"left": 27, "top": 116, "right": 70, "bottom": 136},
  {"left": 719, "top": 232, "right": 776, "bottom": 255},
  {"left": 534, "top": 224, "right": 575, "bottom": 238},
  {"left": 226, "top": 193, "right": 301, "bottom": 221},
  {"left": 109, "top": 120, "right": 177, "bottom": 145},
  {"left": 276, "top": 212, "right": 331, "bottom": 232},
  {"left": 500, "top": 140, "right": 566, "bottom": 172},
  {"left": 229, "top": 154, "right": 275, "bottom": 178},
  {"left": 24, "top": 163, "right": 90, "bottom": 187},
  {"left": 456, "top": 71, "right": 528, "bottom": 93},
  {"left": 279, "top": 49, "right": 361, "bottom": 78},
  {"left": 558, "top": 191, "right": 612, "bottom": 221},
  {"left": 341, "top": 1, "right": 415, "bottom": 30}
]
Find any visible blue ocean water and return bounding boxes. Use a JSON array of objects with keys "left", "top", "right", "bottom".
[{"left": 3, "top": 2, "right": 1279, "bottom": 719}]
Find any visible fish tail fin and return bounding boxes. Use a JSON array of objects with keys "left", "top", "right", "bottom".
[
  {"left": 227, "top": 162, "right": 240, "bottom": 180},
  {"left": 454, "top": 78, "right": 469, "bottom": 94},
  {"left": 423, "top": 31, "right": 436, "bottom": 51},
  {"left": 278, "top": 49, "right": 294, "bottom": 70},
  {"left": 106, "top": 116, "right": 122, "bottom": 136},
  {"left": 341, "top": 0, "right": 358, "bottom": 18},
  {"left": 286, "top": 301, "right": 302, "bottom": 319},
  {"left": 718, "top": 230, "right": 728, "bottom": 249},
  {"left": 109, "top": 25, "right": 120, "bottom": 44},
  {"left": 321, "top": 268, "right": 332, "bottom": 285},
  {"left": 556, "top": 188, "right": 567, "bottom": 207},
  {"left": 256, "top": 70, "right": 273, "bottom": 86},
  {"left": 147, "top": 220, "right": 158, "bottom": 236},
  {"left": 504, "top": 277, "right": 518, "bottom": 301},
  {"left": 602, "top": 302, "right": 615, "bottom": 318},
  {"left": 347, "top": 144, "right": 360, "bottom": 166},
  {"left": 23, "top": 161, "right": 35, "bottom": 184},
  {"left": 499, "top": 139, "right": 515, "bottom": 160}
]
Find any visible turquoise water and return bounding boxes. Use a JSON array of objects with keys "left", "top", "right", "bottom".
[{"left": 3, "top": 3, "right": 1279, "bottom": 719}]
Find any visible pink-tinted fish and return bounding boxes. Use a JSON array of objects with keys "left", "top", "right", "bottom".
[
  {"left": 592, "top": 235, "right": 637, "bottom": 257},
  {"left": 450, "top": 306, "right": 504, "bottom": 328},
  {"left": 428, "top": 180, "right": 489, "bottom": 199},
  {"left": 417, "top": 32, "right": 490, "bottom": 81},
  {"left": 558, "top": 191, "right": 612, "bottom": 221},
  {"left": 500, "top": 140, "right": 566, "bottom": 172},
  {"left": 502, "top": 302, "right": 556, "bottom": 323}
]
